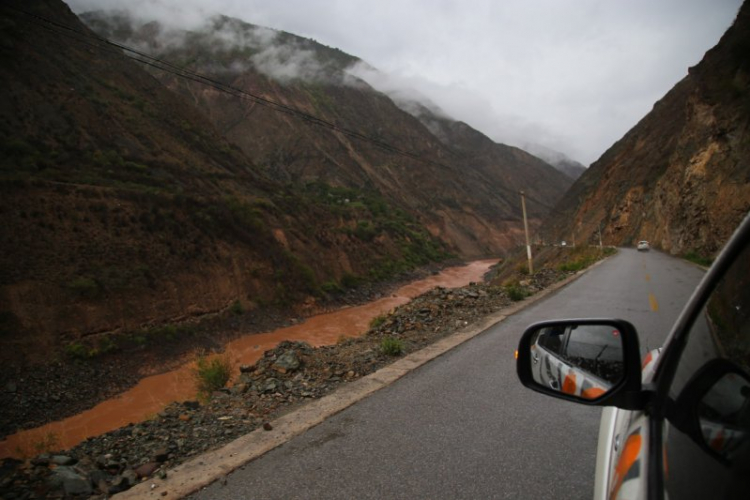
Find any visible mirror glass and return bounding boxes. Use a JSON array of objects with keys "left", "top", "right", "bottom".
[
  {"left": 698, "top": 371, "right": 750, "bottom": 462},
  {"left": 528, "top": 323, "right": 625, "bottom": 399}
]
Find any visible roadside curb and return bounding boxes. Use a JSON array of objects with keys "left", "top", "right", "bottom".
[{"left": 115, "top": 259, "right": 606, "bottom": 499}]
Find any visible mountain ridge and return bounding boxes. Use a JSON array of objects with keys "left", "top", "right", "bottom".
[
  {"left": 0, "top": 0, "right": 458, "bottom": 365},
  {"left": 542, "top": 1, "right": 750, "bottom": 256},
  {"left": 80, "top": 10, "right": 573, "bottom": 255},
  {"left": 0, "top": 0, "right": 574, "bottom": 369}
]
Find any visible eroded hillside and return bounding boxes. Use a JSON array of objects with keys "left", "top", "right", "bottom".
[
  {"left": 81, "top": 12, "right": 573, "bottom": 257},
  {"left": 0, "top": 1, "right": 450, "bottom": 364},
  {"left": 544, "top": 2, "right": 750, "bottom": 257}
]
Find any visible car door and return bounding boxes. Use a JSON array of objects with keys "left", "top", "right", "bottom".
[{"left": 655, "top": 232, "right": 750, "bottom": 499}]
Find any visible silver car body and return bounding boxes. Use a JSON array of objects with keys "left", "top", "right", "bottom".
[{"left": 594, "top": 349, "right": 661, "bottom": 500}]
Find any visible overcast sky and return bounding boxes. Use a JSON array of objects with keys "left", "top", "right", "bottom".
[{"left": 68, "top": 0, "right": 742, "bottom": 166}]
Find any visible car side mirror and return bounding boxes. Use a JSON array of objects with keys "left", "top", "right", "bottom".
[
  {"left": 517, "top": 319, "right": 645, "bottom": 409},
  {"left": 671, "top": 358, "right": 750, "bottom": 464}
]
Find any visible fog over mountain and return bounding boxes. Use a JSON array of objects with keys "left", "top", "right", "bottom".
[{"left": 67, "top": 0, "right": 743, "bottom": 166}]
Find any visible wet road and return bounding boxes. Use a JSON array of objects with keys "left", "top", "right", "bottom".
[{"left": 191, "top": 249, "right": 706, "bottom": 499}]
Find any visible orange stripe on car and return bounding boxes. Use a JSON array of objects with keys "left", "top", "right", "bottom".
[
  {"left": 609, "top": 432, "right": 642, "bottom": 500},
  {"left": 562, "top": 371, "right": 577, "bottom": 395},
  {"left": 582, "top": 386, "right": 606, "bottom": 399},
  {"left": 642, "top": 351, "right": 653, "bottom": 369}
]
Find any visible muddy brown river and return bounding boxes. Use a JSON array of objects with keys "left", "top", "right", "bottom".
[{"left": 0, "top": 260, "right": 496, "bottom": 458}]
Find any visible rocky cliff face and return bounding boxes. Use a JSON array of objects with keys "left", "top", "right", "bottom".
[{"left": 544, "top": 2, "right": 750, "bottom": 256}]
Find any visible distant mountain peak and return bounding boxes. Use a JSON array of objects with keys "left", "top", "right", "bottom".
[{"left": 521, "top": 142, "right": 587, "bottom": 180}]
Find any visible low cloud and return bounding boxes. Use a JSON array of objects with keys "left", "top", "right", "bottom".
[
  {"left": 345, "top": 62, "right": 448, "bottom": 118},
  {"left": 69, "top": 0, "right": 742, "bottom": 165},
  {"left": 345, "top": 61, "right": 577, "bottom": 162},
  {"left": 80, "top": 7, "right": 340, "bottom": 84},
  {"left": 251, "top": 43, "right": 332, "bottom": 83}
]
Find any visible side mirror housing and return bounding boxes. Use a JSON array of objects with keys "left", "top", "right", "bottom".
[
  {"left": 517, "top": 319, "right": 646, "bottom": 410},
  {"left": 670, "top": 358, "right": 750, "bottom": 464}
]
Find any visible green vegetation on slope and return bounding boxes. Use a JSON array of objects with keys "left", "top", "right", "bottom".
[{"left": 294, "top": 182, "right": 453, "bottom": 282}]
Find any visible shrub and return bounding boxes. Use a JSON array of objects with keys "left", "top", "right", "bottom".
[
  {"left": 230, "top": 299, "right": 244, "bottom": 315},
  {"left": 65, "top": 342, "right": 90, "bottom": 359},
  {"left": 93, "top": 336, "right": 119, "bottom": 356},
  {"left": 380, "top": 337, "right": 404, "bottom": 356},
  {"left": 137, "top": 323, "right": 195, "bottom": 343},
  {"left": 353, "top": 220, "right": 377, "bottom": 241},
  {"left": 336, "top": 334, "right": 351, "bottom": 345},
  {"left": 684, "top": 251, "right": 713, "bottom": 267},
  {"left": 321, "top": 281, "right": 344, "bottom": 294},
  {"left": 505, "top": 284, "right": 528, "bottom": 302},
  {"left": 193, "top": 352, "right": 233, "bottom": 398},
  {"left": 130, "top": 334, "right": 147, "bottom": 345},
  {"left": 67, "top": 276, "right": 102, "bottom": 299},
  {"left": 296, "top": 262, "right": 318, "bottom": 294},
  {"left": 370, "top": 314, "right": 387, "bottom": 329},
  {"left": 341, "top": 273, "right": 362, "bottom": 289},
  {"left": 557, "top": 261, "right": 584, "bottom": 272}
]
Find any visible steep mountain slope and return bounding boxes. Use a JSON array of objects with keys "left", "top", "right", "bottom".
[
  {"left": 81, "top": 12, "right": 573, "bottom": 256},
  {"left": 0, "top": 0, "right": 449, "bottom": 364},
  {"left": 544, "top": 2, "right": 750, "bottom": 256}
]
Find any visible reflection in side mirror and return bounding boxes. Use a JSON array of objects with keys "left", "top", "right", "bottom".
[
  {"left": 672, "top": 359, "right": 750, "bottom": 464},
  {"left": 697, "top": 368, "right": 750, "bottom": 463},
  {"left": 528, "top": 323, "right": 625, "bottom": 400}
]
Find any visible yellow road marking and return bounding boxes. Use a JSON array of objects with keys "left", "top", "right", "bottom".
[
  {"left": 649, "top": 293, "right": 659, "bottom": 312},
  {"left": 645, "top": 274, "right": 651, "bottom": 282}
]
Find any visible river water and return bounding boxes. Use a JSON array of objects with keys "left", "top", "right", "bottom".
[{"left": 0, "top": 259, "right": 496, "bottom": 458}]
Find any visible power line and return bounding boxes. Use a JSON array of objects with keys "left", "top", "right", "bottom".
[
  {"left": 2, "top": 4, "right": 563, "bottom": 215},
  {"left": 3, "top": 4, "right": 435, "bottom": 164}
]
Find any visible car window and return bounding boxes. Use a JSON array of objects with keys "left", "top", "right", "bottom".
[
  {"left": 563, "top": 325, "right": 624, "bottom": 384},
  {"left": 537, "top": 325, "right": 565, "bottom": 355},
  {"left": 564, "top": 324, "right": 622, "bottom": 361},
  {"left": 664, "top": 239, "right": 750, "bottom": 499}
]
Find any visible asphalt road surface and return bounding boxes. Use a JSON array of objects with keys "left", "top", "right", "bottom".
[{"left": 191, "top": 248, "right": 706, "bottom": 499}]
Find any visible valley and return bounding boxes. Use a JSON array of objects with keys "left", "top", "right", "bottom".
[{"left": 0, "top": 0, "right": 748, "bottom": 498}]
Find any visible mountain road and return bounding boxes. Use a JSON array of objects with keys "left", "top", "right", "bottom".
[{"left": 188, "top": 248, "right": 706, "bottom": 499}]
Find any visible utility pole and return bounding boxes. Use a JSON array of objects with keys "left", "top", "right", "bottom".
[{"left": 520, "top": 191, "right": 533, "bottom": 274}]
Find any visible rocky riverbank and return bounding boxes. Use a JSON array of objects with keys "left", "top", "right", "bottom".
[
  {"left": 0, "top": 263, "right": 456, "bottom": 441},
  {"left": 1, "top": 267, "right": 575, "bottom": 499}
]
